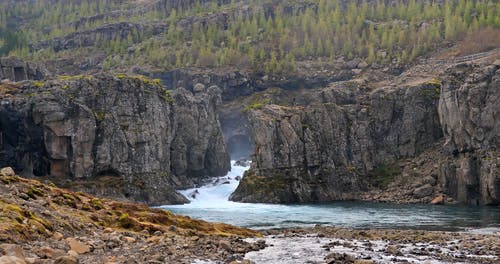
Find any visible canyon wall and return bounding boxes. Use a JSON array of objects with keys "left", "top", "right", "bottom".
[
  {"left": 0, "top": 74, "right": 230, "bottom": 205},
  {"left": 230, "top": 80, "right": 443, "bottom": 203},
  {"left": 438, "top": 62, "right": 500, "bottom": 205},
  {"left": 231, "top": 62, "right": 499, "bottom": 205}
]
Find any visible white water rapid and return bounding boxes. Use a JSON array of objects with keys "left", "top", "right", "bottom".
[{"left": 175, "top": 160, "right": 249, "bottom": 209}]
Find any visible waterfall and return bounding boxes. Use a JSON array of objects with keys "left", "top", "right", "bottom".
[{"left": 176, "top": 160, "right": 250, "bottom": 209}]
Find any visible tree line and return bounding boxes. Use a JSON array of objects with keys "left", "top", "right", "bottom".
[{"left": 2, "top": 0, "right": 499, "bottom": 74}]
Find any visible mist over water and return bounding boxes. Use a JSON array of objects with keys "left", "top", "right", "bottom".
[{"left": 161, "top": 161, "right": 500, "bottom": 231}]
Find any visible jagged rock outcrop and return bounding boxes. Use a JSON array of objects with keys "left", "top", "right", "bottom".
[
  {"left": 438, "top": 62, "right": 500, "bottom": 205},
  {"left": 0, "top": 57, "right": 49, "bottom": 81},
  {"left": 0, "top": 74, "right": 230, "bottom": 205},
  {"left": 152, "top": 68, "right": 353, "bottom": 101},
  {"left": 32, "top": 22, "right": 167, "bottom": 52},
  {"left": 230, "top": 80, "right": 443, "bottom": 203}
]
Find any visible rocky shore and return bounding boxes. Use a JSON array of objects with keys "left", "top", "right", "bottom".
[
  {"left": 246, "top": 226, "right": 500, "bottom": 264},
  {"left": 1, "top": 167, "right": 499, "bottom": 264},
  {"left": 0, "top": 168, "right": 262, "bottom": 264}
]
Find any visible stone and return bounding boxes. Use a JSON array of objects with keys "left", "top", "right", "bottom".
[
  {"left": 357, "top": 60, "right": 369, "bottom": 69},
  {"left": 0, "top": 167, "right": 15, "bottom": 177},
  {"left": 0, "top": 244, "right": 24, "bottom": 258},
  {"left": 36, "top": 247, "right": 64, "bottom": 259},
  {"left": 430, "top": 195, "right": 445, "bottom": 205},
  {"left": 66, "top": 238, "right": 90, "bottom": 254},
  {"left": 23, "top": 259, "right": 35, "bottom": 264},
  {"left": 0, "top": 256, "right": 26, "bottom": 264},
  {"left": 193, "top": 83, "right": 206, "bottom": 93},
  {"left": 103, "top": 228, "right": 114, "bottom": 233},
  {"left": 346, "top": 58, "right": 362, "bottom": 69},
  {"left": 385, "top": 245, "right": 400, "bottom": 255},
  {"left": 52, "top": 232, "right": 64, "bottom": 240},
  {"left": 219, "top": 240, "right": 232, "bottom": 252},
  {"left": 54, "top": 256, "right": 78, "bottom": 264},
  {"left": 352, "top": 68, "right": 363, "bottom": 74},
  {"left": 413, "top": 184, "right": 434, "bottom": 199},
  {"left": 122, "top": 236, "right": 136, "bottom": 243}
]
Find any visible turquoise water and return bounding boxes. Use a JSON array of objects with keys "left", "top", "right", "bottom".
[{"left": 161, "top": 162, "right": 500, "bottom": 231}]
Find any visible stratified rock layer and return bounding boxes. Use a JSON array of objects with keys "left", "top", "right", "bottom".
[
  {"left": 0, "top": 75, "right": 230, "bottom": 205},
  {"left": 232, "top": 62, "right": 499, "bottom": 205}
]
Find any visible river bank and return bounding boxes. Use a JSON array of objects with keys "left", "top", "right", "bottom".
[
  {"left": 1, "top": 169, "right": 499, "bottom": 264},
  {"left": 244, "top": 226, "right": 500, "bottom": 264}
]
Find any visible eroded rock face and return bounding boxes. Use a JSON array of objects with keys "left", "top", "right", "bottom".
[
  {"left": 0, "top": 75, "right": 230, "bottom": 205},
  {"left": 0, "top": 57, "right": 49, "bottom": 81},
  {"left": 232, "top": 62, "right": 499, "bottom": 205},
  {"left": 438, "top": 62, "right": 500, "bottom": 205},
  {"left": 230, "top": 80, "right": 442, "bottom": 203}
]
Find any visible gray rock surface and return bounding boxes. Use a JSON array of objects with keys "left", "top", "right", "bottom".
[
  {"left": 0, "top": 57, "right": 49, "bottom": 81},
  {"left": 231, "top": 62, "right": 499, "bottom": 205},
  {"left": 0, "top": 74, "right": 230, "bottom": 205},
  {"left": 438, "top": 63, "right": 500, "bottom": 205},
  {"left": 231, "top": 80, "right": 442, "bottom": 203}
]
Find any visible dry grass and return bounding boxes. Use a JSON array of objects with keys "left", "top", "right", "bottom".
[
  {"left": 438, "top": 27, "right": 500, "bottom": 59},
  {"left": 0, "top": 173, "right": 259, "bottom": 244}
]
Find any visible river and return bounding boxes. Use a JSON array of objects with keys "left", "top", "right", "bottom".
[{"left": 161, "top": 161, "right": 500, "bottom": 232}]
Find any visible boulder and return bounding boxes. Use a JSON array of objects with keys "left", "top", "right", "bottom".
[
  {"left": 0, "top": 256, "right": 26, "bottom": 264},
  {"left": 66, "top": 238, "right": 90, "bottom": 254},
  {"left": 0, "top": 244, "right": 24, "bottom": 258},
  {"left": 345, "top": 58, "right": 362, "bottom": 69},
  {"left": 54, "top": 256, "right": 78, "bottom": 264},
  {"left": 412, "top": 184, "right": 434, "bottom": 199},
  {"left": 0, "top": 167, "right": 15, "bottom": 177},
  {"left": 430, "top": 195, "right": 445, "bottom": 205}
]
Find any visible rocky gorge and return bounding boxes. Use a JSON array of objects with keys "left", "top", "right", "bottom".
[
  {"left": 230, "top": 61, "right": 500, "bottom": 206},
  {"left": 1, "top": 56, "right": 499, "bottom": 208}
]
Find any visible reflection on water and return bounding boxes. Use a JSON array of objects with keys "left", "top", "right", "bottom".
[{"left": 161, "top": 162, "right": 500, "bottom": 231}]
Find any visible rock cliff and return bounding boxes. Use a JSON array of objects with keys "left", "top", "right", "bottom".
[
  {"left": 0, "top": 57, "right": 49, "bottom": 81},
  {"left": 0, "top": 74, "right": 230, "bottom": 205},
  {"left": 231, "top": 62, "right": 499, "bottom": 205},
  {"left": 230, "top": 80, "right": 443, "bottom": 203},
  {"left": 438, "top": 62, "right": 500, "bottom": 205}
]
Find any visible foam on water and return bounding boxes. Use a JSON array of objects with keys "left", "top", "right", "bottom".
[{"left": 161, "top": 161, "right": 500, "bottom": 231}]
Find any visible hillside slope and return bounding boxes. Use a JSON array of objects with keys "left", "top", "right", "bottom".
[{"left": 0, "top": 167, "right": 261, "bottom": 263}]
